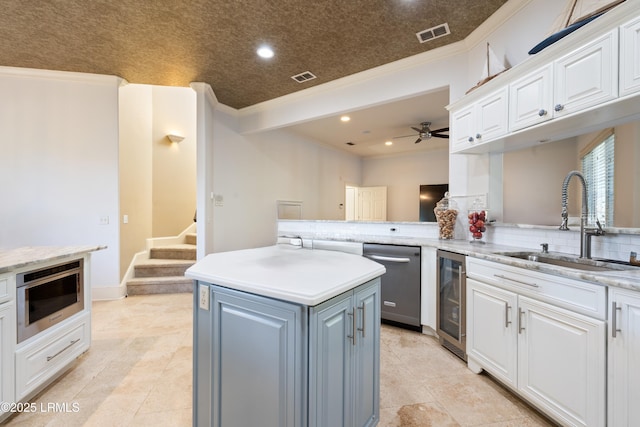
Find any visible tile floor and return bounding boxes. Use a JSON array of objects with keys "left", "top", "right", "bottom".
[{"left": 5, "top": 293, "right": 556, "bottom": 426}]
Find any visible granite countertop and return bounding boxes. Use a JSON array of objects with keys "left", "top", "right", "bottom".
[
  {"left": 185, "top": 244, "right": 386, "bottom": 306},
  {"left": 291, "top": 234, "right": 640, "bottom": 293},
  {"left": 0, "top": 245, "right": 107, "bottom": 273}
]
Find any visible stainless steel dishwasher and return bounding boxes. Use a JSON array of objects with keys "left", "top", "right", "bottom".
[{"left": 363, "top": 243, "right": 421, "bottom": 331}]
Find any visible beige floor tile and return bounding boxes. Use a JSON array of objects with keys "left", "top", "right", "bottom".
[{"left": 5, "top": 293, "right": 555, "bottom": 427}]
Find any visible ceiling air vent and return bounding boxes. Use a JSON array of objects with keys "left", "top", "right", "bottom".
[
  {"left": 416, "top": 23, "right": 450, "bottom": 43},
  {"left": 291, "top": 71, "right": 317, "bottom": 83}
]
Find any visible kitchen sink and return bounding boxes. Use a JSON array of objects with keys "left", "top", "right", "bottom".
[{"left": 496, "top": 251, "right": 636, "bottom": 272}]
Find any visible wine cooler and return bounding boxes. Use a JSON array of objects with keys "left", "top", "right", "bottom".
[{"left": 436, "top": 249, "right": 466, "bottom": 361}]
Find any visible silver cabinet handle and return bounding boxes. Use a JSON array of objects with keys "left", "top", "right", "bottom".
[
  {"left": 476, "top": 133, "right": 482, "bottom": 139},
  {"left": 357, "top": 302, "right": 366, "bottom": 338},
  {"left": 612, "top": 301, "right": 622, "bottom": 338},
  {"left": 368, "top": 255, "right": 410, "bottom": 263},
  {"left": 468, "top": 136, "right": 474, "bottom": 142},
  {"left": 347, "top": 308, "right": 356, "bottom": 345},
  {"left": 505, "top": 303, "right": 512, "bottom": 328},
  {"left": 518, "top": 308, "right": 525, "bottom": 334},
  {"left": 554, "top": 103, "right": 564, "bottom": 112},
  {"left": 47, "top": 338, "right": 81, "bottom": 362},
  {"left": 538, "top": 109, "right": 547, "bottom": 116},
  {"left": 494, "top": 274, "right": 539, "bottom": 288}
]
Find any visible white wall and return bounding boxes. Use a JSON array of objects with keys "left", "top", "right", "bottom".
[
  {"left": 119, "top": 84, "right": 153, "bottom": 279},
  {"left": 362, "top": 150, "right": 449, "bottom": 222},
  {"left": 150, "top": 86, "right": 197, "bottom": 237},
  {"left": 211, "top": 107, "right": 362, "bottom": 252},
  {"left": 0, "top": 67, "right": 121, "bottom": 290},
  {"left": 503, "top": 139, "right": 578, "bottom": 225}
]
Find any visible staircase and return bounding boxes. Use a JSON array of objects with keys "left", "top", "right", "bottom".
[{"left": 126, "top": 232, "right": 197, "bottom": 295}]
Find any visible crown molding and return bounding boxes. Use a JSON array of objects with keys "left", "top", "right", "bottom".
[{"left": 0, "top": 65, "right": 121, "bottom": 86}]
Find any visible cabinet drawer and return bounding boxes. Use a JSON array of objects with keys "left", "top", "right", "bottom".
[
  {"left": 15, "top": 312, "right": 90, "bottom": 400},
  {"left": 467, "top": 257, "right": 606, "bottom": 319}
]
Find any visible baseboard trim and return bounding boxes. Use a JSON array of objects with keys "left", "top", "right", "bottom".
[{"left": 92, "top": 284, "right": 127, "bottom": 301}]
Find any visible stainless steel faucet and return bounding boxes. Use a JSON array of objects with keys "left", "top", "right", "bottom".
[{"left": 559, "top": 170, "right": 605, "bottom": 259}]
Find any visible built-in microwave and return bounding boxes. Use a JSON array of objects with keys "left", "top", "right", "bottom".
[{"left": 16, "top": 259, "right": 84, "bottom": 343}]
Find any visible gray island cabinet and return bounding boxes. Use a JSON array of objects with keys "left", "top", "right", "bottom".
[{"left": 186, "top": 244, "right": 386, "bottom": 427}]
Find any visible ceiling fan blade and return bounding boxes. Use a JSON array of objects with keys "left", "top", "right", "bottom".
[
  {"left": 411, "top": 126, "right": 422, "bottom": 133},
  {"left": 414, "top": 137, "right": 422, "bottom": 144},
  {"left": 432, "top": 127, "right": 449, "bottom": 133},
  {"left": 431, "top": 134, "right": 449, "bottom": 139},
  {"left": 392, "top": 134, "right": 416, "bottom": 139}
]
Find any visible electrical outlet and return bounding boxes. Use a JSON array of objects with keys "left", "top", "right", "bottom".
[
  {"left": 199, "top": 284, "right": 209, "bottom": 310},
  {"left": 99, "top": 216, "right": 109, "bottom": 225}
]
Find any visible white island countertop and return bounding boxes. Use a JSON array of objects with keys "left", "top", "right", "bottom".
[{"left": 185, "top": 244, "right": 386, "bottom": 306}]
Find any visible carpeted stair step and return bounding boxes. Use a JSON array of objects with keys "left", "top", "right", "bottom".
[
  {"left": 133, "top": 258, "right": 195, "bottom": 278},
  {"left": 185, "top": 233, "right": 197, "bottom": 245},
  {"left": 149, "top": 244, "right": 196, "bottom": 260},
  {"left": 126, "top": 276, "right": 194, "bottom": 295}
]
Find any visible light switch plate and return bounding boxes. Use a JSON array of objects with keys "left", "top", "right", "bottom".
[{"left": 199, "top": 284, "right": 209, "bottom": 310}]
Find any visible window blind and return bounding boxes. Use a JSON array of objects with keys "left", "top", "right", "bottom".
[{"left": 581, "top": 133, "right": 614, "bottom": 226}]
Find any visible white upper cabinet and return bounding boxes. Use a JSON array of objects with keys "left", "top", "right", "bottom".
[
  {"left": 620, "top": 16, "right": 640, "bottom": 97},
  {"left": 450, "top": 87, "right": 508, "bottom": 153},
  {"left": 447, "top": 2, "right": 640, "bottom": 155},
  {"left": 509, "top": 64, "right": 554, "bottom": 132},
  {"left": 553, "top": 29, "right": 618, "bottom": 116}
]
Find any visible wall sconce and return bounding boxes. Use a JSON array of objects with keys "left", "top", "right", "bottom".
[{"left": 167, "top": 134, "right": 185, "bottom": 143}]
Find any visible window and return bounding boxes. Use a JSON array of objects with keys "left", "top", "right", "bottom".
[{"left": 581, "top": 130, "right": 614, "bottom": 226}]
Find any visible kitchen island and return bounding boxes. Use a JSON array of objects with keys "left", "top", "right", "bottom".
[{"left": 186, "top": 243, "right": 386, "bottom": 427}]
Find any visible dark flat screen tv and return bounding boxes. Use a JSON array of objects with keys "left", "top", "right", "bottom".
[{"left": 419, "top": 184, "right": 449, "bottom": 222}]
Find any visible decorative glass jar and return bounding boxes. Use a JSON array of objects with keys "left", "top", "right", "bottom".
[
  {"left": 468, "top": 198, "right": 488, "bottom": 243},
  {"left": 434, "top": 192, "right": 458, "bottom": 240}
]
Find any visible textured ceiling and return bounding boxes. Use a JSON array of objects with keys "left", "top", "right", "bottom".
[{"left": 0, "top": 0, "right": 508, "bottom": 109}]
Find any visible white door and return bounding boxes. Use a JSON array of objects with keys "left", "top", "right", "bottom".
[
  {"left": 608, "top": 288, "right": 640, "bottom": 427},
  {"left": 466, "top": 279, "right": 518, "bottom": 388},
  {"left": 518, "top": 296, "right": 606, "bottom": 427},
  {"left": 357, "top": 187, "right": 387, "bottom": 221},
  {"left": 345, "top": 186, "right": 357, "bottom": 221}
]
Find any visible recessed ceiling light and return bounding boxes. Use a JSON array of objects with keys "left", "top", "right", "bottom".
[
  {"left": 385, "top": 141, "right": 393, "bottom": 146},
  {"left": 340, "top": 116, "right": 351, "bottom": 122},
  {"left": 257, "top": 46, "right": 274, "bottom": 59}
]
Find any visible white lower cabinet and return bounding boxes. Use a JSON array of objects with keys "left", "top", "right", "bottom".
[
  {"left": 0, "top": 301, "right": 16, "bottom": 414},
  {"left": 15, "top": 311, "right": 91, "bottom": 401},
  {"left": 608, "top": 288, "right": 640, "bottom": 427},
  {"left": 467, "top": 259, "right": 606, "bottom": 427},
  {"left": 517, "top": 296, "right": 605, "bottom": 427}
]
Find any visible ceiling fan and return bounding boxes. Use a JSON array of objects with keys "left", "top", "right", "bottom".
[{"left": 394, "top": 121, "right": 449, "bottom": 144}]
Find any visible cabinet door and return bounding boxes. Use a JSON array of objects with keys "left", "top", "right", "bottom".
[
  {"left": 309, "top": 292, "right": 353, "bottom": 427},
  {"left": 554, "top": 29, "right": 618, "bottom": 116},
  {"left": 353, "top": 280, "right": 380, "bottom": 427},
  {"left": 211, "top": 288, "right": 304, "bottom": 427},
  {"left": 450, "top": 104, "right": 476, "bottom": 153},
  {"left": 608, "top": 289, "right": 640, "bottom": 427},
  {"left": 518, "top": 296, "right": 605, "bottom": 427},
  {"left": 475, "top": 86, "right": 509, "bottom": 142},
  {"left": 466, "top": 279, "right": 517, "bottom": 389},
  {"left": 0, "top": 302, "right": 16, "bottom": 413},
  {"left": 509, "top": 64, "right": 553, "bottom": 131},
  {"left": 620, "top": 16, "right": 640, "bottom": 97}
]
